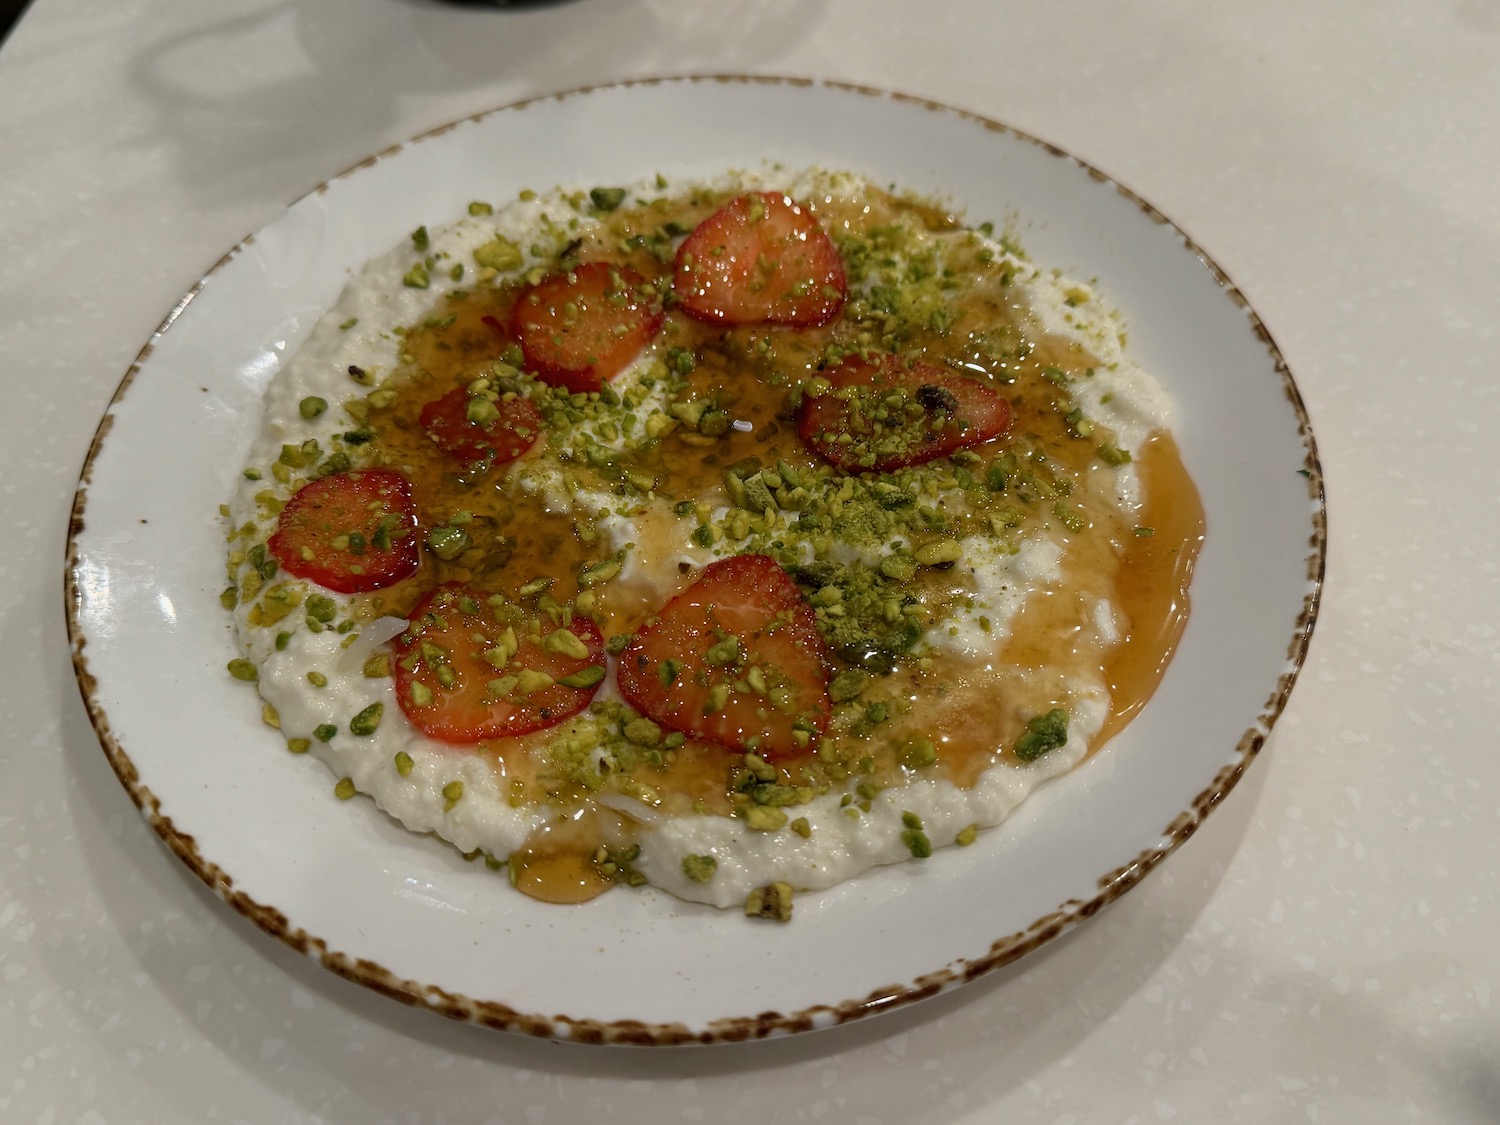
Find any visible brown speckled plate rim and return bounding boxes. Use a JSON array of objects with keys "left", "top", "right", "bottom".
[{"left": 63, "top": 74, "right": 1325, "bottom": 1046}]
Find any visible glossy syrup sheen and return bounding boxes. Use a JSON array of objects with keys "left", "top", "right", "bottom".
[{"left": 348, "top": 180, "right": 1203, "bottom": 902}]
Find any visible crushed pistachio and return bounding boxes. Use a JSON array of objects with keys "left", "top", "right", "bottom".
[
  {"left": 349, "top": 702, "right": 384, "bottom": 736},
  {"left": 742, "top": 805, "right": 788, "bottom": 832},
  {"left": 474, "top": 235, "right": 523, "bottom": 272},
  {"left": 426, "top": 525, "right": 471, "bottom": 560},
  {"left": 901, "top": 827, "right": 933, "bottom": 858},
  {"left": 745, "top": 882, "right": 794, "bottom": 922},
  {"left": 1014, "top": 708, "right": 1069, "bottom": 762},
  {"left": 226, "top": 658, "right": 258, "bottom": 682},
  {"left": 557, "top": 665, "right": 606, "bottom": 690},
  {"left": 681, "top": 854, "right": 717, "bottom": 883},
  {"left": 901, "top": 737, "right": 937, "bottom": 769},
  {"left": 543, "top": 627, "right": 590, "bottom": 660},
  {"left": 590, "top": 186, "right": 627, "bottom": 212}
]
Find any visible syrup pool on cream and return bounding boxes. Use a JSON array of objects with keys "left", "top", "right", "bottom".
[{"left": 224, "top": 168, "right": 1198, "bottom": 915}]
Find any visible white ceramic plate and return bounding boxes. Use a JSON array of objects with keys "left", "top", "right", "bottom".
[{"left": 66, "top": 77, "right": 1323, "bottom": 1043}]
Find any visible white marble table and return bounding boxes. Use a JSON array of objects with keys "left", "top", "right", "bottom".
[{"left": 3, "top": 2, "right": 1497, "bottom": 1120}]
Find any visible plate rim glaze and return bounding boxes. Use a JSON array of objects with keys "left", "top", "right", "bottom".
[{"left": 64, "top": 75, "right": 1325, "bottom": 1045}]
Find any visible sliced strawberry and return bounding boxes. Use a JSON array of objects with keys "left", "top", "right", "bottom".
[
  {"left": 798, "top": 354, "right": 1012, "bottom": 472},
  {"left": 418, "top": 386, "right": 542, "bottom": 467},
  {"left": 510, "top": 262, "right": 663, "bottom": 394},
  {"left": 615, "top": 555, "right": 831, "bottom": 759},
  {"left": 673, "top": 192, "right": 846, "bottom": 327},
  {"left": 267, "top": 469, "right": 419, "bottom": 594},
  {"left": 392, "top": 584, "right": 607, "bottom": 743}
]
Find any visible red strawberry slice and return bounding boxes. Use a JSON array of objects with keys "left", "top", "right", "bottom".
[
  {"left": 798, "top": 354, "right": 1012, "bottom": 471},
  {"left": 615, "top": 554, "right": 831, "bottom": 759},
  {"left": 673, "top": 192, "right": 847, "bottom": 327},
  {"left": 392, "top": 584, "right": 607, "bottom": 743},
  {"left": 418, "top": 386, "right": 542, "bottom": 467},
  {"left": 267, "top": 469, "right": 420, "bottom": 594},
  {"left": 510, "top": 262, "right": 663, "bottom": 394}
]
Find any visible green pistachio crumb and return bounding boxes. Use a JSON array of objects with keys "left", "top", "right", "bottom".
[
  {"left": 1053, "top": 501, "right": 1087, "bottom": 533},
  {"left": 299, "top": 396, "right": 328, "bottom": 420},
  {"left": 394, "top": 751, "right": 414, "bottom": 777},
  {"left": 703, "top": 682, "right": 730, "bottom": 715},
  {"left": 363, "top": 653, "right": 391, "bottom": 678},
  {"left": 1014, "top": 708, "right": 1069, "bottom": 762},
  {"left": 543, "top": 628, "right": 591, "bottom": 660},
  {"left": 227, "top": 658, "right": 258, "bottom": 682},
  {"left": 745, "top": 882, "right": 794, "bottom": 922},
  {"left": 466, "top": 397, "right": 501, "bottom": 425},
  {"left": 590, "top": 186, "right": 627, "bottom": 212},
  {"left": 744, "top": 753, "right": 777, "bottom": 782},
  {"left": 334, "top": 777, "right": 357, "bottom": 800},
  {"left": 877, "top": 552, "right": 917, "bottom": 582},
  {"left": 557, "top": 665, "right": 606, "bottom": 690},
  {"left": 513, "top": 669, "right": 554, "bottom": 695},
  {"left": 349, "top": 702, "right": 384, "bottom": 736},
  {"left": 313, "top": 723, "right": 337, "bottom": 743},
  {"left": 681, "top": 854, "right": 717, "bottom": 883},
  {"left": 901, "top": 828, "right": 933, "bottom": 859},
  {"left": 473, "top": 236, "right": 523, "bottom": 272},
  {"left": 790, "top": 817, "right": 812, "bottom": 838},
  {"left": 426, "top": 525, "right": 472, "bottom": 561},
  {"left": 517, "top": 576, "right": 552, "bottom": 598},
  {"left": 742, "top": 806, "right": 788, "bottom": 832},
  {"left": 578, "top": 558, "right": 622, "bottom": 587},
  {"left": 403, "top": 262, "right": 430, "bottom": 289},
  {"left": 442, "top": 780, "right": 464, "bottom": 809},
  {"left": 901, "top": 737, "right": 937, "bottom": 768},
  {"left": 829, "top": 668, "right": 870, "bottom": 704},
  {"left": 306, "top": 671, "right": 327, "bottom": 688},
  {"left": 623, "top": 716, "right": 663, "bottom": 746},
  {"left": 913, "top": 539, "right": 964, "bottom": 567},
  {"left": 286, "top": 737, "right": 310, "bottom": 754},
  {"left": 956, "top": 824, "right": 979, "bottom": 846}
]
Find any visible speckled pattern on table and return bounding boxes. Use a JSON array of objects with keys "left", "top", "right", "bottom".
[{"left": 2, "top": 1, "right": 1498, "bottom": 1122}]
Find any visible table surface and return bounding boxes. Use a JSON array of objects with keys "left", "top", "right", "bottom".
[{"left": 3, "top": 2, "right": 1497, "bottom": 1121}]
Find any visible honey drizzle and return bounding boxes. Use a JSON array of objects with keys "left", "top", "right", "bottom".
[
  {"left": 508, "top": 810, "right": 614, "bottom": 904},
  {"left": 346, "top": 182, "right": 1204, "bottom": 902},
  {"left": 1097, "top": 432, "right": 1204, "bottom": 745}
]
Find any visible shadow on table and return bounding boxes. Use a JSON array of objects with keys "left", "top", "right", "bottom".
[
  {"left": 125, "top": 0, "right": 826, "bottom": 216},
  {"left": 0, "top": 0, "right": 32, "bottom": 47}
]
